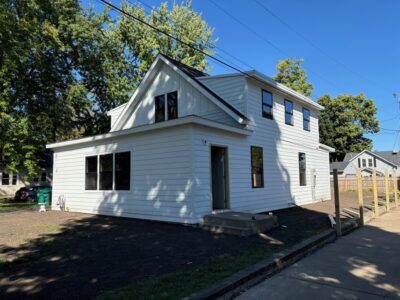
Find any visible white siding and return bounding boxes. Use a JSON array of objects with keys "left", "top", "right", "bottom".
[
  {"left": 197, "top": 75, "right": 247, "bottom": 115},
  {"left": 108, "top": 103, "right": 127, "bottom": 129},
  {"left": 343, "top": 152, "right": 396, "bottom": 177},
  {"left": 51, "top": 126, "right": 199, "bottom": 223},
  {"left": 121, "top": 63, "right": 238, "bottom": 130}
]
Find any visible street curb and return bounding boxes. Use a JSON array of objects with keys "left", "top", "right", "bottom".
[{"left": 184, "top": 228, "right": 337, "bottom": 300}]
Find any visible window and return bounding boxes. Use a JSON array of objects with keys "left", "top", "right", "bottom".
[
  {"left": 12, "top": 174, "right": 17, "bottom": 185},
  {"left": 368, "top": 158, "right": 373, "bottom": 167},
  {"left": 85, "top": 156, "right": 98, "bottom": 190},
  {"left": 99, "top": 154, "right": 113, "bottom": 190},
  {"left": 303, "top": 108, "right": 310, "bottom": 131},
  {"left": 251, "top": 146, "right": 264, "bottom": 188},
  {"left": 284, "top": 100, "right": 293, "bottom": 125},
  {"left": 155, "top": 91, "right": 178, "bottom": 123},
  {"left": 262, "top": 90, "right": 273, "bottom": 119},
  {"left": 299, "top": 153, "right": 306, "bottom": 186},
  {"left": 155, "top": 94, "right": 165, "bottom": 123},
  {"left": 167, "top": 91, "right": 178, "bottom": 120},
  {"left": 41, "top": 172, "right": 47, "bottom": 182},
  {"left": 115, "top": 152, "right": 131, "bottom": 190},
  {"left": 1, "top": 172, "right": 9, "bottom": 186},
  {"left": 362, "top": 159, "right": 366, "bottom": 168}
]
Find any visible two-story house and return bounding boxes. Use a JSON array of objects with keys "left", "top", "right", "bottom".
[{"left": 47, "top": 54, "right": 333, "bottom": 224}]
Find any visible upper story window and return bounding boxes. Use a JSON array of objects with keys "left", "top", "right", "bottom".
[
  {"left": 368, "top": 158, "right": 373, "bottom": 167},
  {"left": 362, "top": 159, "right": 366, "bottom": 168},
  {"left": 155, "top": 91, "right": 178, "bottom": 123},
  {"left": 262, "top": 90, "right": 273, "bottom": 119},
  {"left": 303, "top": 108, "right": 310, "bottom": 131},
  {"left": 284, "top": 100, "right": 293, "bottom": 125}
]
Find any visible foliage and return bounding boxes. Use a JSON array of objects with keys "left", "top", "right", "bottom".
[
  {"left": 317, "top": 94, "right": 380, "bottom": 161},
  {"left": 272, "top": 58, "right": 314, "bottom": 97},
  {"left": 0, "top": 0, "right": 216, "bottom": 177}
]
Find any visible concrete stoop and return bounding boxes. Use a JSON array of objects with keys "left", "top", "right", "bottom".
[{"left": 201, "top": 212, "right": 278, "bottom": 236}]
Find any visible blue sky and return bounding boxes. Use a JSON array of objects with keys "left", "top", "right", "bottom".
[{"left": 85, "top": 0, "right": 400, "bottom": 150}]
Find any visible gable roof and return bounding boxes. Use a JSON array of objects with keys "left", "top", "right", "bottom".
[
  {"left": 338, "top": 150, "right": 397, "bottom": 169},
  {"left": 375, "top": 151, "right": 400, "bottom": 166},
  {"left": 111, "top": 55, "right": 249, "bottom": 132}
]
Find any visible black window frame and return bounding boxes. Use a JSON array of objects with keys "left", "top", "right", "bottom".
[
  {"left": 99, "top": 154, "right": 113, "bottom": 191},
  {"left": 299, "top": 152, "right": 307, "bottom": 186},
  {"left": 303, "top": 108, "right": 310, "bottom": 131},
  {"left": 251, "top": 146, "right": 264, "bottom": 188},
  {"left": 284, "top": 99, "right": 294, "bottom": 125},
  {"left": 262, "top": 90, "right": 273, "bottom": 120},
  {"left": 1, "top": 172, "right": 9, "bottom": 186},
  {"left": 155, "top": 91, "right": 178, "bottom": 123},
  {"left": 85, "top": 156, "right": 98, "bottom": 190},
  {"left": 115, "top": 152, "right": 131, "bottom": 191}
]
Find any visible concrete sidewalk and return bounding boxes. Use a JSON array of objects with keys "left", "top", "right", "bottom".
[{"left": 236, "top": 209, "right": 400, "bottom": 299}]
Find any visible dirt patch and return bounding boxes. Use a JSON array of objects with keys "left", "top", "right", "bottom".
[{"left": 0, "top": 207, "right": 329, "bottom": 300}]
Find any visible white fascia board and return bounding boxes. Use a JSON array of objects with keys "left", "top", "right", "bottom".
[
  {"left": 318, "top": 143, "right": 335, "bottom": 152},
  {"left": 106, "top": 103, "right": 127, "bottom": 116},
  {"left": 46, "top": 116, "right": 252, "bottom": 150},
  {"left": 246, "top": 70, "right": 325, "bottom": 111}
]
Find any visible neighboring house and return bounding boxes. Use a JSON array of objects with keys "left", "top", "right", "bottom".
[
  {"left": 374, "top": 151, "right": 400, "bottom": 176},
  {"left": 330, "top": 150, "right": 397, "bottom": 177},
  {"left": 0, "top": 152, "right": 53, "bottom": 197},
  {"left": 47, "top": 54, "right": 333, "bottom": 224}
]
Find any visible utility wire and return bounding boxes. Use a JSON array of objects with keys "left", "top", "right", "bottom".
[
  {"left": 252, "top": 0, "right": 388, "bottom": 93},
  {"left": 207, "top": 0, "right": 345, "bottom": 93}
]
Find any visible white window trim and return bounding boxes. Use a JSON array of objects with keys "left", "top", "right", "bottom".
[{"left": 155, "top": 90, "right": 179, "bottom": 123}]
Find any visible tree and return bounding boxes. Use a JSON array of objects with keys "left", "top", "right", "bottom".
[
  {"left": 272, "top": 58, "right": 313, "bottom": 97},
  {"left": 317, "top": 94, "right": 380, "bottom": 161},
  {"left": 0, "top": 0, "right": 216, "bottom": 177}
]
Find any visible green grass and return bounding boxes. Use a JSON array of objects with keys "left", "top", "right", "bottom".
[
  {"left": 97, "top": 245, "right": 281, "bottom": 300},
  {"left": 0, "top": 202, "right": 37, "bottom": 212}
]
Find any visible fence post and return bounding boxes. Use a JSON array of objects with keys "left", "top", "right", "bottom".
[
  {"left": 357, "top": 168, "right": 364, "bottom": 226},
  {"left": 372, "top": 169, "right": 379, "bottom": 216},
  {"left": 394, "top": 169, "right": 398, "bottom": 207},
  {"left": 385, "top": 169, "right": 390, "bottom": 211},
  {"left": 333, "top": 169, "right": 342, "bottom": 236}
]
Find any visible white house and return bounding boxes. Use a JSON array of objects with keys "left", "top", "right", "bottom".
[
  {"left": 46, "top": 54, "right": 333, "bottom": 224},
  {"left": 330, "top": 150, "right": 397, "bottom": 177}
]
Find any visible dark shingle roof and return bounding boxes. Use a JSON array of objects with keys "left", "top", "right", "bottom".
[
  {"left": 375, "top": 151, "right": 400, "bottom": 166},
  {"left": 330, "top": 161, "right": 347, "bottom": 172}
]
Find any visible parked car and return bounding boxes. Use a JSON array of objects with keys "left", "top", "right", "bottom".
[{"left": 14, "top": 185, "right": 51, "bottom": 202}]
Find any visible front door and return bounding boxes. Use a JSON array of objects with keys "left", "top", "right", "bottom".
[{"left": 211, "top": 146, "right": 229, "bottom": 210}]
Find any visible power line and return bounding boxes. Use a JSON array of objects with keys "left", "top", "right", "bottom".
[
  {"left": 206, "top": 0, "right": 345, "bottom": 93},
  {"left": 252, "top": 0, "right": 388, "bottom": 93}
]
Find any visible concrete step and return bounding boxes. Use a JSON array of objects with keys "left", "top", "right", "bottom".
[{"left": 202, "top": 211, "right": 278, "bottom": 236}]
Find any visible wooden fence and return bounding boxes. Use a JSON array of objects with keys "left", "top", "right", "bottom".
[{"left": 331, "top": 176, "right": 399, "bottom": 193}]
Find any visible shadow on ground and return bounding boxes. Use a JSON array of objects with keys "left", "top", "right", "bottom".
[{"left": 0, "top": 206, "right": 330, "bottom": 300}]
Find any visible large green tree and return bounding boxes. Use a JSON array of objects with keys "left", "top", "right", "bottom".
[
  {"left": 0, "top": 0, "right": 216, "bottom": 177},
  {"left": 318, "top": 94, "right": 380, "bottom": 161},
  {"left": 272, "top": 58, "right": 314, "bottom": 97}
]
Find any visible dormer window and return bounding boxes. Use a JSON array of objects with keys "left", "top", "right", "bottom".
[{"left": 155, "top": 91, "right": 178, "bottom": 123}]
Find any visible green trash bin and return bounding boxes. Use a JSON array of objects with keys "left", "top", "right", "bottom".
[{"left": 37, "top": 188, "right": 52, "bottom": 207}]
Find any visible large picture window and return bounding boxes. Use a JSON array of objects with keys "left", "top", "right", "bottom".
[
  {"left": 115, "top": 152, "right": 131, "bottom": 190},
  {"left": 251, "top": 146, "right": 264, "bottom": 188},
  {"left": 299, "top": 152, "right": 307, "bottom": 186},
  {"left": 303, "top": 108, "right": 310, "bottom": 131},
  {"left": 155, "top": 91, "right": 178, "bottom": 123},
  {"left": 262, "top": 90, "right": 273, "bottom": 119},
  {"left": 100, "top": 154, "right": 113, "bottom": 190},
  {"left": 284, "top": 99, "right": 293, "bottom": 125},
  {"left": 85, "top": 156, "right": 98, "bottom": 190}
]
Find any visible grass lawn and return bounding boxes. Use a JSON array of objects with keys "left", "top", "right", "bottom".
[
  {"left": 0, "top": 202, "right": 37, "bottom": 212},
  {"left": 97, "top": 245, "right": 280, "bottom": 300}
]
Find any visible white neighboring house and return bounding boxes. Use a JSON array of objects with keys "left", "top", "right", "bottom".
[
  {"left": 46, "top": 54, "right": 333, "bottom": 224},
  {"left": 330, "top": 150, "right": 397, "bottom": 177}
]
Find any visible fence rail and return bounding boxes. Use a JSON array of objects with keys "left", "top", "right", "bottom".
[{"left": 331, "top": 177, "right": 399, "bottom": 193}]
